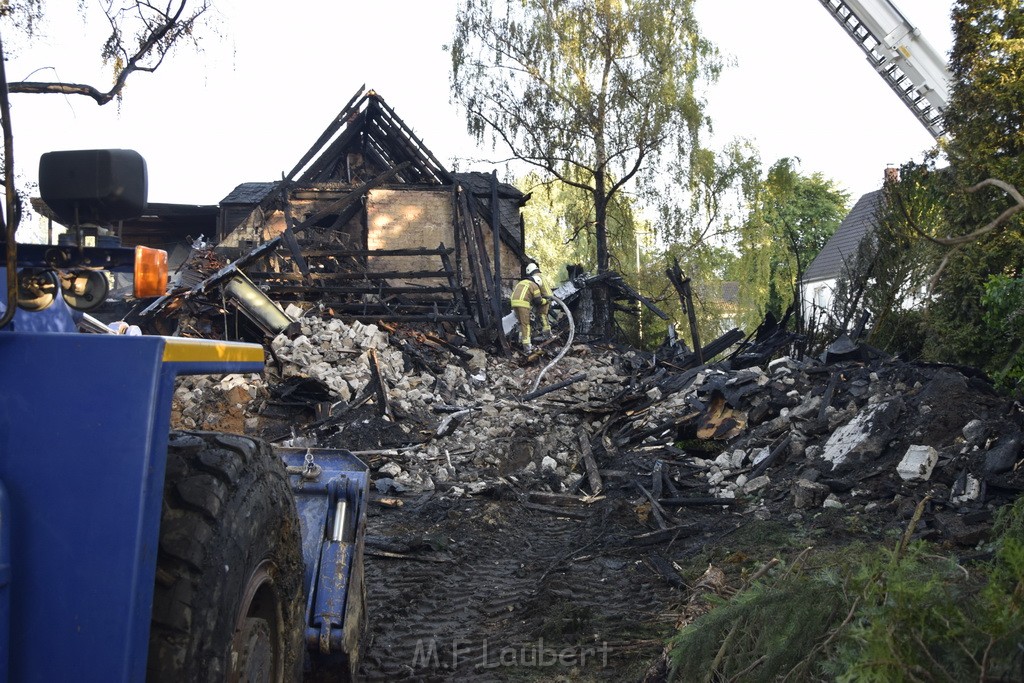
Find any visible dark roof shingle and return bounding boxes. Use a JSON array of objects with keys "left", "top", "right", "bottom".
[{"left": 801, "top": 189, "right": 883, "bottom": 283}]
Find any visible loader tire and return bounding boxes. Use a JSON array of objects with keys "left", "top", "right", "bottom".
[{"left": 148, "top": 431, "right": 305, "bottom": 683}]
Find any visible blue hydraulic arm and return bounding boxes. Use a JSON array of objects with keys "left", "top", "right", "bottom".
[{"left": 278, "top": 448, "right": 369, "bottom": 671}]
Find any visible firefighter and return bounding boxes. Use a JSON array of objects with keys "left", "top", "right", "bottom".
[{"left": 510, "top": 262, "right": 552, "bottom": 352}]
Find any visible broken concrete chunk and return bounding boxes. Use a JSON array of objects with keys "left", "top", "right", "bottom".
[
  {"left": 962, "top": 419, "right": 988, "bottom": 445},
  {"left": 897, "top": 445, "right": 939, "bottom": 482},
  {"left": 714, "top": 449, "right": 745, "bottom": 469},
  {"left": 823, "top": 494, "right": 843, "bottom": 509},
  {"left": 742, "top": 475, "right": 770, "bottom": 494},
  {"left": 951, "top": 474, "right": 981, "bottom": 505},
  {"left": 820, "top": 399, "right": 902, "bottom": 471},
  {"left": 792, "top": 479, "right": 830, "bottom": 509},
  {"left": 379, "top": 462, "right": 403, "bottom": 478}
]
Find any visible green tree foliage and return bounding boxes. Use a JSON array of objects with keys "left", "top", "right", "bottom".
[
  {"left": 517, "top": 169, "right": 644, "bottom": 282},
  {"left": 450, "top": 0, "right": 720, "bottom": 334},
  {"left": 517, "top": 168, "right": 665, "bottom": 345},
  {"left": 733, "top": 158, "right": 848, "bottom": 332},
  {"left": 650, "top": 140, "right": 759, "bottom": 344},
  {"left": 920, "top": 0, "right": 1024, "bottom": 371},
  {"left": 668, "top": 499, "right": 1024, "bottom": 681},
  {"left": 982, "top": 273, "right": 1024, "bottom": 391}
]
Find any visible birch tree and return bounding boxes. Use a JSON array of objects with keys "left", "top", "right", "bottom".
[{"left": 450, "top": 0, "right": 719, "bottom": 334}]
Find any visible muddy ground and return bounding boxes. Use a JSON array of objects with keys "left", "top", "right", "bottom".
[{"left": 361, "top": 493, "right": 674, "bottom": 681}]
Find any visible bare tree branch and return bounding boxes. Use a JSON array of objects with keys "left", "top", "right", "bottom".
[
  {"left": 932, "top": 179, "right": 1024, "bottom": 246},
  {"left": 922, "top": 178, "right": 1024, "bottom": 294},
  {"left": 8, "top": 1, "right": 209, "bottom": 106}
]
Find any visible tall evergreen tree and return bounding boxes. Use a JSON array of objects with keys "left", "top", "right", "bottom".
[{"left": 921, "top": 0, "right": 1024, "bottom": 371}]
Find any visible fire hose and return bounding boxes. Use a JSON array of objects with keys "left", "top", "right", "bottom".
[{"left": 529, "top": 295, "right": 574, "bottom": 395}]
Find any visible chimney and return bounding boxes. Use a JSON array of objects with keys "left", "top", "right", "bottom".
[{"left": 884, "top": 165, "right": 899, "bottom": 185}]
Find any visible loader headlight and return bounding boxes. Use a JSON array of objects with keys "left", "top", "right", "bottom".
[
  {"left": 59, "top": 270, "right": 110, "bottom": 311},
  {"left": 134, "top": 245, "right": 168, "bottom": 298}
]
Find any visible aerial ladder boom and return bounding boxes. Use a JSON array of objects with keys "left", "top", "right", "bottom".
[{"left": 816, "top": 0, "right": 952, "bottom": 139}]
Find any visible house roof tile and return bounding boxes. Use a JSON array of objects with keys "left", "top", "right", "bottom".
[{"left": 801, "top": 188, "right": 883, "bottom": 283}]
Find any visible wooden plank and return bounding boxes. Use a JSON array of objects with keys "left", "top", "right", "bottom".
[
  {"left": 246, "top": 270, "right": 448, "bottom": 281},
  {"left": 579, "top": 433, "right": 603, "bottom": 496},
  {"left": 457, "top": 188, "right": 492, "bottom": 328}
]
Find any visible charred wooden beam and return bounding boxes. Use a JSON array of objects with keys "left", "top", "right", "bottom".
[
  {"left": 301, "top": 247, "right": 454, "bottom": 258},
  {"left": 330, "top": 314, "right": 472, "bottom": 323},
  {"left": 292, "top": 162, "right": 411, "bottom": 233},
  {"left": 667, "top": 258, "right": 703, "bottom": 364},
  {"left": 288, "top": 86, "right": 367, "bottom": 181},
  {"left": 466, "top": 192, "right": 510, "bottom": 355},
  {"left": 634, "top": 481, "right": 672, "bottom": 530},
  {"left": 659, "top": 497, "right": 742, "bottom": 507},
  {"left": 263, "top": 284, "right": 457, "bottom": 295},
  {"left": 368, "top": 349, "right": 392, "bottom": 420},
  {"left": 246, "top": 270, "right": 449, "bottom": 281},
  {"left": 457, "top": 188, "right": 492, "bottom": 329},
  {"left": 371, "top": 95, "right": 453, "bottom": 184},
  {"left": 278, "top": 186, "right": 310, "bottom": 278},
  {"left": 437, "top": 242, "right": 477, "bottom": 346},
  {"left": 519, "top": 372, "right": 587, "bottom": 401},
  {"left": 489, "top": 170, "right": 511, "bottom": 355},
  {"left": 611, "top": 275, "right": 669, "bottom": 320},
  {"left": 580, "top": 432, "right": 603, "bottom": 496}
]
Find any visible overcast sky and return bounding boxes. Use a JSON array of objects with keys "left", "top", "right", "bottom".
[{"left": 5, "top": 0, "right": 953, "bottom": 218}]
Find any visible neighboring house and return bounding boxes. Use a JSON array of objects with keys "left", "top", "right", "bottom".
[{"left": 798, "top": 188, "right": 885, "bottom": 326}]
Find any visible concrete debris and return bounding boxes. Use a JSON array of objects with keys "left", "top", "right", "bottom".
[
  {"left": 168, "top": 309, "right": 1024, "bottom": 547},
  {"left": 897, "top": 445, "right": 939, "bottom": 482}
]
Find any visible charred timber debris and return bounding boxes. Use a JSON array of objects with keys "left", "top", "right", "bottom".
[
  {"left": 165, "top": 286, "right": 1024, "bottom": 556},
  {"left": 104, "top": 88, "right": 1019, "bottom": 590}
]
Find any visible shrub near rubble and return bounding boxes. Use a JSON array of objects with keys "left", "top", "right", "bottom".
[{"left": 667, "top": 497, "right": 1024, "bottom": 682}]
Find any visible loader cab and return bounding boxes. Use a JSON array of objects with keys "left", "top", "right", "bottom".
[{"left": 0, "top": 149, "right": 167, "bottom": 332}]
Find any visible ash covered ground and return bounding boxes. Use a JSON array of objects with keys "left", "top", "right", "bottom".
[{"left": 171, "top": 316, "right": 1024, "bottom": 680}]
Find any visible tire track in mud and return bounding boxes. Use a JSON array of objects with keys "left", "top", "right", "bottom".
[{"left": 361, "top": 498, "right": 677, "bottom": 681}]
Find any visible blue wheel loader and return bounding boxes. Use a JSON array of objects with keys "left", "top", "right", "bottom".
[{"left": 0, "top": 149, "right": 367, "bottom": 681}]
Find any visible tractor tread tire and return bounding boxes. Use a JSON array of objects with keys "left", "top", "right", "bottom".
[{"left": 147, "top": 430, "right": 304, "bottom": 682}]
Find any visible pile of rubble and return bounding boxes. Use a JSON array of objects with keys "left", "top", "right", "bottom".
[{"left": 171, "top": 313, "right": 1023, "bottom": 544}]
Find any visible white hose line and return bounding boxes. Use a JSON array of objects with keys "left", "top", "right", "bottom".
[{"left": 529, "top": 295, "right": 574, "bottom": 395}]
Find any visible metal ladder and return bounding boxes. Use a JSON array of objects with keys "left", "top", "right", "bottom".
[{"left": 816, "top": 0, "right": 952, "bottom": 139}]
